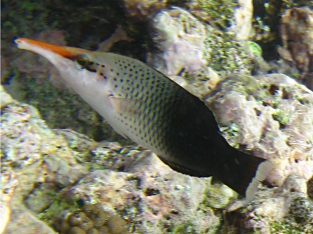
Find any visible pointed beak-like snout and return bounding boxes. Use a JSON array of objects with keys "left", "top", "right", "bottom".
[{"left": 15, "top": 38, "right": 89, "bottom": 60}]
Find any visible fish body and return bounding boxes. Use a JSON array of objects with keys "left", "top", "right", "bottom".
[{"left": 15, "top": 38, "right": 264, "bottom": 195}]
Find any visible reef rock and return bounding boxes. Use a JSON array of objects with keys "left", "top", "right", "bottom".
[
  {"left": 225, "top": 175, "right": 313, "bottom": 233},
  {"left": 148, "top": 7, "right": 208, "bottom": 77},
  {"left": 205, "top": 73, "right": 313, "bottom": 233},
  {"left": 206, "top": 73, "right": 313, "bottom": 187},
  {"left": 122, "top": 0, "right": 168, "bottom": 20},
  {"left": 232, "top": 0, "right": 254, "bottom": 40},
  {"left": 67, "top": 153, "right": 221, "bottom": 233},
  {"left": 0, "top": 85, "right": 88, "bottom": 234},
  {"left": 279, "top": 7, "right": 313, "bottom": 73},
  {"left": 148, "top": 7, "right": 257, "bottom": 94},
  {"left": 278, "top": 7, "right": 313, "bottom": 90}
]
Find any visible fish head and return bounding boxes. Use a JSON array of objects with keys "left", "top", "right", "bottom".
[
  {"left": 14, "top": 38, "right": 125, "bottom": 135},
  {"left": 15, "top": 38, "right": 106, "bottom": 87}
]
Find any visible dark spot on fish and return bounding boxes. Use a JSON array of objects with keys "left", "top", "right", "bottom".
[{"left": 147, "top": 135, "right": 152, "bottom": 143}]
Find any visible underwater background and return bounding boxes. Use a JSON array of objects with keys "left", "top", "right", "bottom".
[{"left": 1, "top": 1, "right": 313, "bottom": 233}]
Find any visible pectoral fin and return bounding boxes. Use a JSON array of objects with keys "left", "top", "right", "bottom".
[{"left": 109, "top": 95, "right": 142, "bottom": 117}]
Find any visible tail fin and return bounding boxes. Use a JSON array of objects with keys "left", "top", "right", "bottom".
[{"left": 215, "top": 149, "right": 265, "bottom": 196}]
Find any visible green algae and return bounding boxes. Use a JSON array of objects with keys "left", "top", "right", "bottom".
[
  {"left": 171, "top": 222, "right": 197, "bottom": 234},
  {"left": 204, "top": 30, "right": 253, "bottom": 76},
  {"left": 188, "top": 0, "right": 238, "bottom": 29},
  {"left": 199, "top": 178, "right": 238, "bottom": 211},
  {"left": 2, "top": 0, "right": 52, "bottom": 40},
  {"left": 270, "top": 220, "right": 309, "bottom": 234},
  {"left": 272, "top": 110, "right": 291, "bottom": 127},
  {"left": 220, "top": 123, "right": 241, "bottom": 149},
  {"left": 271, "top": 197, "right": 313, "bottom": 233},
  {"left": 38, "top": 198, "right": 131, "bottom": 234},
  {"left": 247, "top": 41, "right": 263, "bottom": 58},
  {"left": 37, "top": 193, "right": 81, "bottom": 225},
  {"left": 289, "top": 197, "right": 313, "bottom": 224}
]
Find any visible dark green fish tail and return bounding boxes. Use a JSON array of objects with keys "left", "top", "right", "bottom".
[{"left": 214, "top": 148, "right": 265, "bottom": 195}]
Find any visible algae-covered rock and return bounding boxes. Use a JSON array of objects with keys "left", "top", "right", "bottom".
[
  {"left": 201, "top": 73, "right": 313, "bottom": 233},
  {"left": 52, "top": 204, "right": 130, "bottom": 234},
  {"left": 279, "top": 7, "right": 313, "bottom": 74},
  {"left": 206, "top": 73, "right": 313, "bottom": 187},
  {"left": 148, "top": 7, "right": 258, "bottom": 100},
  {"left": 1, "top": 88, "right": 78, "bottom": 171},
  {"left": 0, "top": 85, "right": 89, "bottom": 233},
  {"left": 122, "top": 0, "right": 168, "bottom": 20},
  {"left": 67, "top": 153, "right": 221, "bottom": 233},
  {"left": 149, "top": 7, "right": 256, "bottom": 78},
  {"left": 186, "top": 0, "right": 238, "bottom": 30},
  {"left": 0, "top": 87, "right": 90, "bottom": 232},
  {"left": 225, "top": 175, "right": 313, "bottom": 233},
  {"left": 148, "top": 7, "right": 208, "bottom": 76},
  {"left": 278, "top": 7, "right": 313, "bottom": 90}
]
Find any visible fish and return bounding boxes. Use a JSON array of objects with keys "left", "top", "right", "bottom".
[{"left": 15, "top": 38, "right": 266, "bottom": 196}]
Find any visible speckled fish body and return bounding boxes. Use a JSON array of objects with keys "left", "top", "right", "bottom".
[{"left": 15, "top": 38, "right": 265, "bottom": 195}]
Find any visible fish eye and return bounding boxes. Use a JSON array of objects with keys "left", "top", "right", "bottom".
[
  {"left": 75, "top": 55, "right": 98, "bottom": 73},
  {"left": 75, "top": 55, "right": 90, "bottom": 69}
]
